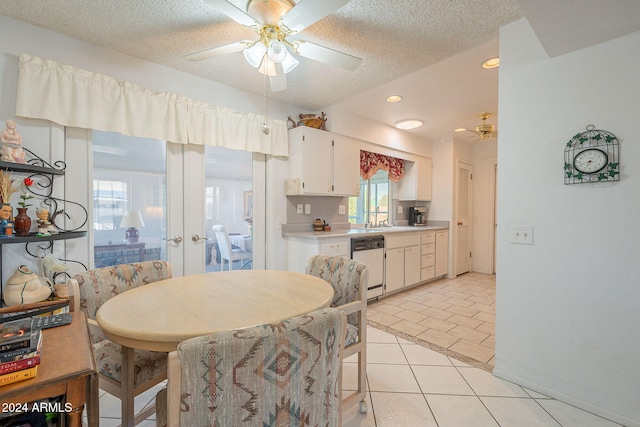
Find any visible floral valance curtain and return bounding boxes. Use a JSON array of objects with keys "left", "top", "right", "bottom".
[
  {"left": 15, "top": 54, "right": 288, "bottom": 156},
  {"left": 360, "top": 150, "right": 405, "bottom": 182}
]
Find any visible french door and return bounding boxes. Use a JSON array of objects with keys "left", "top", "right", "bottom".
[{"left": 92, "top": 131, "right": 263, "bottom": 276}]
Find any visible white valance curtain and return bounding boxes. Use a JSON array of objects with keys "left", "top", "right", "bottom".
[{"left": 15, "top": 54, "right": 288, "bottom": 156}]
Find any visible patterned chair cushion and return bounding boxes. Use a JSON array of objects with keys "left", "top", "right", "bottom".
[
  {"left": 74, "top": 261, "right": 172, "bottom": 320},
  {"left": 177, "top": 307, "right": 345, "bottom": 427},
  {"left": 94, "top": 340, "right": 168, "bottom": 387},
  {"left": 305, "top": 255, "right": 366, "bottom": 327}
]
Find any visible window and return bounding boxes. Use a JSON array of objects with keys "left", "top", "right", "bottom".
[{"left": 349, "top": 170, "right": 390, "bottom": 226}]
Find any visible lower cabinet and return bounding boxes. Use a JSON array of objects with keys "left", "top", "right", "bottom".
[
  {"left": 286, "top": 237, "right": 350, "bottom": 273},
  {"left": 435, "top": 230, "right": 449, "bottom": 277},
  {"left": 384, "top": 234, "right": 421, "bottom": 294}
]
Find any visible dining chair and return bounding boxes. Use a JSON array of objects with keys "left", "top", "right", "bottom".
[
  {"left": 306, "top": 255, "right": 370, "bottom": 414},
  {"left": 212, "top": 224, "right": 252, "bottom": 270},
  {"left": 68, "top": 260, "right": 172, "bottom": 426},
  {"left": 156, "top": 307, "right": 346, "bottom": 427}
]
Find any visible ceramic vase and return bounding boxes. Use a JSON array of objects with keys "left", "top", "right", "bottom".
[{"left": 14, "top": 207, "right": 31, "bottom": 236}]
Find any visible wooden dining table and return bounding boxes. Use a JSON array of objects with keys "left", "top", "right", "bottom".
[{"left": 95, "top": 269, "right": 334, "bottom": 427}]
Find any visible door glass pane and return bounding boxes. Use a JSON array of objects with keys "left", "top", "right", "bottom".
[
  {"left": 204, "top": 146, "right": 253, "bottom": 271},
  {"left": 92, "top": 131, "right": 167, "bottom": 268}
]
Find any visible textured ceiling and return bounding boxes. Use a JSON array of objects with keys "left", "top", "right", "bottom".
[{"left": 0, "top": 0, "right": 523, "bottom": 140}]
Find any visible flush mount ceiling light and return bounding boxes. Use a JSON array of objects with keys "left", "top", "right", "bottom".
[
  {"left": 395, "top": 119, "right": 423, "bottom": 130},
  {"left": 187, "top": 0, "right": 362, "bottom": 92},
  {"left": 454, "top": 128, "right": 467, "bottom": 133},
  {"left": 386, "top": 95, "right": 402, "bottom": 103},
  {"left": 482, "top": 57, "right": 500, "bottom": 69}
]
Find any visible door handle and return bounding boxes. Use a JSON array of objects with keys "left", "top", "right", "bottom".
[
  {"left": 164, "top": 236, "right": 183, "bottom": 244},
  {"left": 192, "top": 234, "right": 208, "bottom": 242}
]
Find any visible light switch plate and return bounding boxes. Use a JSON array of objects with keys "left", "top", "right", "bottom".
[
  {"left": 397, "top": 205, "right": 403, "bottom": 214},
  {"left": 510, "top": 225, "right": 534, "bottom": 245},
  {"left": 296, "top": 204, "right": 303, "bottom": 214},
  {"left": 339, "top": 205, "right": 345, "bottom": 215},
  {"left": 305, "top": 204, "right": 311, "bottom": 215}
]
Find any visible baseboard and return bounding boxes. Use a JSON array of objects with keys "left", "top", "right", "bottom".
[{"left": 493, "top": 367, "right": 639, "bottom": 427}]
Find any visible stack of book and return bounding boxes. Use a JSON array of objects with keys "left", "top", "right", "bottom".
[{"left": 0, "top": 317, "right": 42, "bottom": 386}]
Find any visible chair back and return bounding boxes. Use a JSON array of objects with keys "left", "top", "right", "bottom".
[
  {"left": 306, "top": 255, "right": 368, "bottom": 322},
  {"left": 176, "top": 307, "right": 346, "bottom": 426},
  {"left": 212, "top": 224, "right": 232, "bottom": 260},
  {"left": 73, "top": 260, "right": 172, "bottom": 320}
]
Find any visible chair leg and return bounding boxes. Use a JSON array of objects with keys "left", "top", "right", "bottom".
[{"left": 121, "top": 346, "right": 135, "bottom": 427}]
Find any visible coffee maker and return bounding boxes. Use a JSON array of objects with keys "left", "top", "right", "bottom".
[{"left": 409, "top": 206, "right": 427, "bottom": 226}]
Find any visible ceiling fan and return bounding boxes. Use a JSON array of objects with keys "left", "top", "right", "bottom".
[
  {"left": 465, "top": 112, "right": 497, "bottom": 141},
  {"left": 186, "top": 0, "right": 362, "bottom": 92}
]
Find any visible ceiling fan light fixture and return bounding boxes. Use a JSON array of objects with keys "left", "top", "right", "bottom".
[
  {"left": 395, "top": 119, "right": 423, "bottom": 130},
  {"left": 267, "top": 40, "right": 287, "bottom": 63},
  {"left": 281, "top": 51, "right": 299, "bottom": 73},
  {"left": 244, "top": 42, "right": 267, "bottom": 68},
  {"left": 258, "top": 55, "right": 277, "bottom": 77},
  {"left": 482, "top": 57, "right": 500, "bottom": 69}
]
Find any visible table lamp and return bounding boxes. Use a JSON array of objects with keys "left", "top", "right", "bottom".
[{"left": 120, "top": 211, "right": 145, "bottom": 243}]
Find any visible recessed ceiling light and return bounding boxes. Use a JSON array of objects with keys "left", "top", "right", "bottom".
[
  {"left": 482, "top": 57, "right": 500, "bottom": 69},
  {"left": 454, "top": 128, "right": 467, "bottom": 133},
  {"left": 395, "top": 119, "right": 423, "bottom": 130},
  {"left": 386, "top": 95, "right": 402, "bottom": 103}
]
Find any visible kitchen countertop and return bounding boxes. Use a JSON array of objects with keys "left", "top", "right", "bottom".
[{"left": 282, "top": 224, "right": 448, "bottom": 240}]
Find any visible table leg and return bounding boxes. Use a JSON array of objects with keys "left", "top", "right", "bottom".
[
  {"left": 65, "top": 377, "right": 88, "bottom": 427},
  {"left": 87, "top": 372, "right": 100, "bottom": 427},
  {"left": 121, "top": 346, "right": 135, "bottom": 427}
]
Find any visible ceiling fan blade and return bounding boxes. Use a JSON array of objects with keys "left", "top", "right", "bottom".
[
  {"left": 269, "top": 62, "right": 287, "bottom": 92},
  {"left": 184, "top": 40, "right": 251, "bottom": 61},
  {"left": 281, "top": 0, "right": 349, "bottom": 32},
  {"left": 295, "top": 41, "right": 361, "bottom": 71},
  {"left": 204, "top": 0, "right": 258, "bottom": 28}
]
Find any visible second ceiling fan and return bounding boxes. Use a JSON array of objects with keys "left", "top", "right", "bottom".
[{"left": 187, "top": 0, "right": 362, "bottom": 92}]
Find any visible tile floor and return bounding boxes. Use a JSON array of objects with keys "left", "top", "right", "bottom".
[
  {"left": 368, "top": 272, "right": 497, "bottom": 371},
  {"left": 94, "top": 325, "right": 622, "bottom": 426},
  {"left": 93, "top": 272, "right": 621, "bottom": 426}
]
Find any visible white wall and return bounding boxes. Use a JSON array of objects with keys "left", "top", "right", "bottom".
[{"left": 495, "top": 18, "right": 640, "bottom": 426}]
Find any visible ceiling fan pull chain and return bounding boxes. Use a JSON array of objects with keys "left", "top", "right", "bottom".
[{"left": 262, "top": 72, "right": 270, "bottom": 135}]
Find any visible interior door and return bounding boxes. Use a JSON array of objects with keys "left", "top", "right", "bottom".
[{"left": 456, "top": 161, "right": 472, "bottom": 275}]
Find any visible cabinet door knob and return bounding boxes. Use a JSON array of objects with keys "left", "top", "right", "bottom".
[{"left": 457, "top": 222, "right": 463, "bottom": 226}]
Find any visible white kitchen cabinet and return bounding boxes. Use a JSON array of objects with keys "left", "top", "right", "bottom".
[
  {"left": 421, "top": 231, "right": 436, "bottom": 281},
  {"left": 399, "top": 156, "right": 432, "bottom": 201},
  {"left": 435, "top": 230, "right": 449, "bottom": 277},
  {"left": 286, "top": 127, "right": 360, "bottom": 196},
  {"left": 385, "top": 234, "right": 421, "bottom": 294},
  {"left": 384, "top": 247, "right": 404, "bottom": 294},
  {"left": 285, "top": 236, "right": 350, "bottom": 273}
]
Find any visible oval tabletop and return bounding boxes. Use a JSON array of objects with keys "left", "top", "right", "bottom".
[{"left": 95, "top": 270, "right": 334, "bottom": 352}]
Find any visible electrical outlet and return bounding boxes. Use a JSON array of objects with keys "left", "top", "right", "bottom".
[
  {"left": 305, "top": 204, "right": 311, "bottom": 215},
  {"left": 397, "top": 205, "right": 403, "bottom": 214},
  {"left": 296, "top": 204, "right": 303, "bottom": 214},
  {"left": 510, "top": 225, "right": 534, "bottom": 245},
  {"left": 339, "top": 205, "right": 346, "bottom": 215}
]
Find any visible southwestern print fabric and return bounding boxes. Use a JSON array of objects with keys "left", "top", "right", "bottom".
[{"left": 177, "top": 308, "right": 345, "bottom": 427}]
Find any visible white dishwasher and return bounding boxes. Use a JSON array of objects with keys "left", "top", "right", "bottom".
[{"left": 350, "top": 235, "right": 385, "bottom": 300}]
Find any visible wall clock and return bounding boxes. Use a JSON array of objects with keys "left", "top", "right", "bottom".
[{"left": 564, "top": 125, "right": 619, "bottom": 184}]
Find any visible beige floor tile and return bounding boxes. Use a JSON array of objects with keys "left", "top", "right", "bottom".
[
  {"left": 446, "top": 314, "right": 484, "bottom": 329},
  {"left": 373, "top": 303, "right": 405, "bottom": 315},
  {"left": 390, "top": 319, "right": 429, "bottom": 336},
  {"left": 444, "top": 297, "right": 475, "bottom": 308},
  {"left": 446, "top": 305, "right": 480, "bottom": 317},
  {"left": 368, "top": 312, "right": 401, "bottom": 327},
  {"left": 469, "top": 302, "right": 495, "bottom": 314},
  {"left": 449, "top": 325, "right": 490, "bottom": 344},
  {"left": 449, "top": 339, "right": 495, "bottom": 364},
  {"left": 398, "top": 300, "right": 430, "bottom": 312},
  {"left": 421, "top": 306, "right": 454, "bottom": 320},
  {"left": 395, "top": 309, "right": 428, "bottom": 323},
  {"left": 472, "top": 311, "right": 495, "bottom": 323},
  {"left": 416, "top": 329, "right": 460, "bottom": 348},
  {"left": 423, "top": 299, "right": 454, "bottom": 310},
  {"left": 420, "top": 316, "right": 456, "bottom": 333},
  {"left": 476, "top": 322, "right": 495, "bottom": 335},
  {"left": 481, "top": 335, "right": 495, "bottom": 349}
]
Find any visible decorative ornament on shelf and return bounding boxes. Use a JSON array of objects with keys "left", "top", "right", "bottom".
[
  {"left": 14, "top": 177, "right": 34, "bottom": 236},
  {"left": 287, "top": 112, "right": 327, "bottom": 130},
  {"left": 1, "top": 119, "right": 27, "bottom": 164},
  {"left": 564, "top": 125, "right": 620, "bottom": 185},
  {"left": 0, "top": 169, "right": 17, "bottom": 205}
]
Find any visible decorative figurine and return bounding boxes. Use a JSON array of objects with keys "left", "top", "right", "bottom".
[
  {"left": 36, "top": 208, "right": 52, "bottom": 236},
  {"left": 0, "top": 203, "right": 14, "bottom": 237},
  {"left": 1, "top": 120, "right": 26, "bottom": 164}
]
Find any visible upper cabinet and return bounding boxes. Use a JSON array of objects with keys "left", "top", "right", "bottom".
[
  {"left": 286, "top": 127, "right": 360, "bottom": 197},
  {"left": 399, "top": 156, "right": 432, "bottom": 201}
]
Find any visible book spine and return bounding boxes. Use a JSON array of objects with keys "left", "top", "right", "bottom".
[
  {"left": 0, "top": 339, "right": 29, "bottom": 352},
  {"left": 0, "top": 366, "right": 37, "bottom": 386},
  {"left": 0, "top": 355, "right": 41, "bottom": 375},
  {"left": 0, "top": 347, "right": 32, "bottom": 363}
]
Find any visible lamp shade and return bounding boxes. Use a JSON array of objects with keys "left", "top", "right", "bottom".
[
  {"left": 120, "top": 211, "right": 145, "bottom": 229},
  {"left": 243, "top": 43, "right": 267, "bottom": 68}
]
